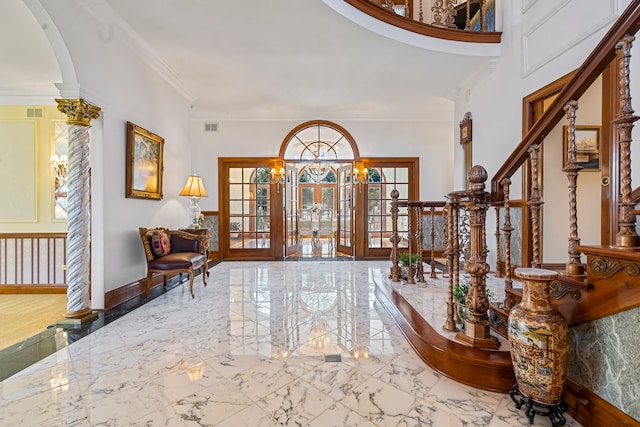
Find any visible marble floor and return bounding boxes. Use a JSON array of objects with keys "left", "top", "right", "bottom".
[{"left": 0, "top": 261, "right": 581, "bottom": 426}]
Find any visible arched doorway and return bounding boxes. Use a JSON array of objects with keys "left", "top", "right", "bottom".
[
  {"left": 218, "top": 121, "right": 419, "bottom": 260},
  {"left": 279, "top": 121, "right": 359, "bottom": 258}
]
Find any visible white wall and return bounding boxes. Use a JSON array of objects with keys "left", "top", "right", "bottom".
[
  {"left": 40, "top": 2, "right": 192, "bottom": 304},
  {"left": 190, "top": 116, "right": 455, "bottom": 212},
  {"left": 453, "top": 0, "right": 631, "bottom": 269}
]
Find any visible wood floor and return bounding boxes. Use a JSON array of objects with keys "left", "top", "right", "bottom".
[{"left": 0, "top": 294, "right": 67, "bottom": 350}]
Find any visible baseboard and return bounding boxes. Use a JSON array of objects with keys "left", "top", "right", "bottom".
[
  {"left": 104, "top": 261, "right": 220, "bottom": 310},
  {"left": 563, "top": 378, "right": 640, "bottom": 426},
  {"left": 0, "top": 285, "right": 67, "bottom": 294},
  {"left": 103, "top": 273, "right": 177, "bottom": 310}
]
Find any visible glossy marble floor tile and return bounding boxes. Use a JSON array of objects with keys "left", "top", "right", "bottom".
[{"left": 0, "top": 261, "right": 581, "bottom": 426}]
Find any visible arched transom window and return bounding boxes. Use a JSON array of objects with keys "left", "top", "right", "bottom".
[{"left": 282, "top": 122, "right": 356, "bottom": 162}]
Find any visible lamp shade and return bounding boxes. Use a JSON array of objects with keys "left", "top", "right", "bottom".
[{"left": 179, "top": 174, "right": 207, "bottom": 198}]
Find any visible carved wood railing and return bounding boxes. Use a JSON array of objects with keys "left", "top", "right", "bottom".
[
  {"left": 0, "top": 233, "right": 68, "bottom": 290},
  {"left": 490, "top": 0, "right": 640, "bottom": 200},
  {"left": 389, "top": 196, "right": 446, "bottom": 284},
  {"left": 343, "top": 0, "right": 501, "bottom": 43}
]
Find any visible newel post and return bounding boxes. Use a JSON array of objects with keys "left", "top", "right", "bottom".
[{"left": 455, "top": 165, "right": 500, "bottom": 350}]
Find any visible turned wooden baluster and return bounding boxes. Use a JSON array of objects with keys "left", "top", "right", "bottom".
[
  {"left": 614, "top": 35, "right": 640, "bottom": 247},
  {"left": 443, "top": 202, "right": 458, "bottom": 331},
  {"left": 407, "top": 205, "right": 416, "bottom": 285},
  {"left": 389, "top": 190, "right": 401, "bottom": 282},
  {"left": 494, "top": 204, "right": 502, "bottom": 278},
  {"left": 563, "top": 100, "right": 585, "bottom": 276},
  {"left": 501, "top": 178, "right": 515, "bottom": 310},
  {"left": 455, "top": 166, "right": 500, "bottom": 349},
  {"left": 528, "top": 144, "right": 543, "bottom": 268},
  {"left": 414, "top": 204, "right": 426, "bottom": 283},
  {"left": 430, "top": 206, "right": 437, "bottom": 279}
]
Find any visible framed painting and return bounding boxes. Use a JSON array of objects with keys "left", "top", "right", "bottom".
[
  {"left": 562, "top": 125, "right": 600, "bottom": 171},
  {"left": 126, "top": 121, "right": 164, "bottom": 199}
]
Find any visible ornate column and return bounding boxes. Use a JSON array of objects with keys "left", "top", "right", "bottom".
[
  {"left": 55, "top": 98, "right": 101, "bottom": 320},
  {"left": 563, "top": 100, "right": 585, "bottom": 276},
  {"left": 528, "top": 144, "right": 543, "bottom": 268},
  {"left": 614, "top": 35, "right": 640, "bottom": 248},
  {"left": 455, "top": 166, "right": 500, "bottom": 349}
]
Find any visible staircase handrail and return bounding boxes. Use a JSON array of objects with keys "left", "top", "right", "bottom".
[{"left": 490, "top": 0, "right": 640, "bottom": 201}]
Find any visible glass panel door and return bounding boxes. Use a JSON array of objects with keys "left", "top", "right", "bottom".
[
  {"left": 337, "top": 165, "right": 353, "bottom": 255},
  {"left": 227, "top": 166, "right": 272, "bottom": 255},
  {"left": 285, "top": 164, "right": 299, "bottom": 256}
]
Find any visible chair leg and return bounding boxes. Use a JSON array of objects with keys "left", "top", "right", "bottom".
[
  {"left": 163, "top": 274, "right": 168, "bottom": 289},
  {"left": 202, "top": 263, "right": 208, "bottom": 286},
  {"left": 144, "top": 271, "right": 153, "bottom": 298},
  {"left": 188, "top": 268, "right": 195, "bottom": 298}
]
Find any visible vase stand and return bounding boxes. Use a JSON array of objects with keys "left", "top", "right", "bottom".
[{"left": 509, "top": 383, "right": 568, "bottom": 427}]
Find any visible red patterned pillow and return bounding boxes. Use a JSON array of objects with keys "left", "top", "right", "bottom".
[{"left": 151, "top": 230, "right": 171, "bottom": 257}]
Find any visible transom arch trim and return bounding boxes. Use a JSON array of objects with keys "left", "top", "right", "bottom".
[{"left": 278, "top": 120, "right": 361, "bottom": 161}]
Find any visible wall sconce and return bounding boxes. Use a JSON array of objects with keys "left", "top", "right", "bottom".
[
  {"left": 50, "top": 154, "right": 69, "bottom": 182},
  {"left": 270, "top": 162, "right": 286, "bottom": 192},
  {"left": 179, "top": 174, "right": 208, "bottom": 228},
  {"left": 353, "top": 161, "right": 368, "bottom": 191}
]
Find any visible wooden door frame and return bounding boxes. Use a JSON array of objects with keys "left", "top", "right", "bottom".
[
  {"left": 218, "top": 157, "right": 283, "bottom": 260},
  {"left": 521, "top": 71, "right": 573, "bottom": 267},
  {"left": 356, "top": 157, "right": 420, "bottom": 259}
]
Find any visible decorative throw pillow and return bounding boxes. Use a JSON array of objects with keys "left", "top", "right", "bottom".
[{"left": 151, "top": 230, "right": 171, "bottom": 257}]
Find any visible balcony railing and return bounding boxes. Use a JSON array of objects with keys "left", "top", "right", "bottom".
[{"left": 0, "top": 233, "right": 67, "bottom": 289}]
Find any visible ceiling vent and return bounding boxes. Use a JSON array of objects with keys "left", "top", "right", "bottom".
[
  {"left": 26, "top": 108, "right": 43, "bottom": 118},
  {"left": 204, "top": 123, "right": 218, "bottom": 132}
]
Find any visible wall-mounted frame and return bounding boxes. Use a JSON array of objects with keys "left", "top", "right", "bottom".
[
  {"left": 459, "top": 113, "right": 472, "bottom": 145},
  {"left": 563, "top": 125, "right": 600, "bottom": 171},
  {"left": 126, "top": 121, "right": 164, "bottom": 199}
]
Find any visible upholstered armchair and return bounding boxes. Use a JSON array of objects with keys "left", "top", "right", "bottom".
[{"left": 139, "top": 227, "right": 209, "bottom": 298}]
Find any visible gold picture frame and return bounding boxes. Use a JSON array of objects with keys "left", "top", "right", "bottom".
[
  {"left": 126, "top": 121, "right": 164, "bottom": 199},
  {"left": 562, "top": 125, "right": 600, "bottom": 171}
]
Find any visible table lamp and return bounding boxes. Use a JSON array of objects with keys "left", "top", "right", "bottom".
[{"left": 179, "top": 174, "right": 208, "bottom": 228}]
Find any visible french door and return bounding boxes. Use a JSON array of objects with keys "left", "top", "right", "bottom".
[
  {"left": 284, "top": 164, "right": 299, "bottom": 256},
  {"left": 337, "top": 165, "right": 354, "bottom": 255}
]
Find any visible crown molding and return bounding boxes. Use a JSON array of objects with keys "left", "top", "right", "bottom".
[{"left": 74, "top": 0, "right": 193, "bottom": 102}]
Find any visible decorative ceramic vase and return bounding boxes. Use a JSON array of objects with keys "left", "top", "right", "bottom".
[{"left": 508, "top": 268, "right": 569, "bottom": 406}]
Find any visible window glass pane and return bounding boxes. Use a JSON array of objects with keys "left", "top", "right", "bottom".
[
  {"left": 396, "top": 168, "right": 409, "bottom": 183},
  {"left": 301, "top": 188, "right": 314, "bottom": 208},
  {"left": 240, "top": 168, "right": 251, "bottom": 182},
  {"left": 229, "top": 168, "right": 242, "bottom": 182},
  {"left": 321, "top": 188, "right": 334, "bottom": 210},
  {"left": 394, "top": 184, "right": 409, "bottom": 199},
  {"left": 382, "top": 168, "right": 395, "bottom": 183},
  {"left": 229, "top": 184, "right": 242, "bottom": 199},
  {"left": 230, "top": 200, "right": 243, "bottom": 215}
]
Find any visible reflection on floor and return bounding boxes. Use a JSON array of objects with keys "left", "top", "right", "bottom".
[{"left": 0, "top": 261, "right": 580, "bottom": 426}]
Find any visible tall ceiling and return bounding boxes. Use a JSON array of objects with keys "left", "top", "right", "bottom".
[{"left": 3, "top": 0, "right": 497, "bottom": 121}]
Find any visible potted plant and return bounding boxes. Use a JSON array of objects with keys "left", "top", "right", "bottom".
[
  {"left": 453, "top": 278, "right": 494, "bottom": 325},
  {"left": 398, "top": 251, "right": 420, "bottom": 280},
  {"left": 229, "top": 221, "right": 241, "bottom": 238}
]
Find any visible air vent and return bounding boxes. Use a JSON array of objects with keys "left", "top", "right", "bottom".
[
  {"left": 204, "top": 123, "right": 218, "bottom": 132},
  {"left": 26, "top": 108, "right": 43, "bottom": 118}
]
